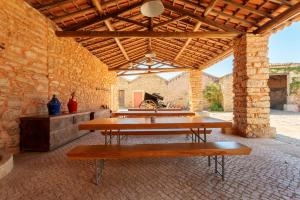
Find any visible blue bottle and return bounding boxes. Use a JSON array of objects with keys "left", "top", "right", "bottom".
[{"left": 47, "top": 95, "right": 61, "bottom": 115}]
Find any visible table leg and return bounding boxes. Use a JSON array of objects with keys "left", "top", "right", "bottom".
[
  {"left": 109, "top": 130, "right": 112, "bottom": 144},
  {"left": 214, "top": 156, "right": 218, "bottom": 173},
  {"left": 117, "top": 129, "right": 120, "bottom": 145},
  {"left": 104, "top": 130, "right": 107, "bottom": 145},
  {"left": 95, "top": 159, "right": 105, "bottom": 185}
]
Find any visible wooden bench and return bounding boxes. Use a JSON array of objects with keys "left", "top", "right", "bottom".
[
  {"left": 100, "top": 129, "right": 212, "bottom": 144},
  {"left": 67, "top": 141, "right": 251, "bottom": 184}
]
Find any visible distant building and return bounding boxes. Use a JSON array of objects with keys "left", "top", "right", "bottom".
[{"left": 117, "top": 63, "right": 300, "bottom": 112}]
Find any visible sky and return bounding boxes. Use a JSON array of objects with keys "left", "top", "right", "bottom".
[
  {"left": 203, "top": 21, "right": 300, "bottom": 77},
  {"left": 123, "top": 21, "right": 300, "bottom": 80}
]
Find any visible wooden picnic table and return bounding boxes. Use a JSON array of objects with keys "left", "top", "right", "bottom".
[
  {"left": 111, "top": 111, "right": 195, "bottom": 117},
  {"left": 79, "top": 116, "right": 232, "bottom": 144},
  {"left": 79, "top": 116, "right": 232, "bottom": 130}
]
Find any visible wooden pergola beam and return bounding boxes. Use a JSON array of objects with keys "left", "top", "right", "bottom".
[
  {"left": 255, "top": 1, "right": 300, "bottom": 34},
  {"left": 56, "top": 31, "right": 239, "bottom": 38},
  {"left": 163, "top": 2, "right": 243, "bottom": 33}
]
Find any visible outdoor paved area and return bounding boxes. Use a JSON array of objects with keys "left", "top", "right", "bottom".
[
  {"left": 209, "top": 110, "right": 300, "bottom": 141},
  {"left": 1, "top": 128, "right": 300, "bottom": 200}
]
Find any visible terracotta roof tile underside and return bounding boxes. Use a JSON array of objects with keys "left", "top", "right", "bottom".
[{"left": 25, "top": 0, "right": 300, "bottom": 71}]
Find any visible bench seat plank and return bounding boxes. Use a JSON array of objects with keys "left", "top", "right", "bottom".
[
  {"left": 101, "top": 129, "right": 212, "bottom": 136},
  {"left": 67, "top": 142, "right": 251, "bottom": 160}
]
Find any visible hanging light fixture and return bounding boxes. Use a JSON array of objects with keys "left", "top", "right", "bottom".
[{"left": 141, "top": 0, "right": 164, "bottom": 17}]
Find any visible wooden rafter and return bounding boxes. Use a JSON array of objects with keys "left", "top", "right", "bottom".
[
  {"left": 223, "top": 0, "right": 273, "bottom": 18},
  {"left": 64, "top": 1, "right": 143, "bottom": 31},
  {"left": 268, "top": 0, "right": 293, "bottom": 6},
  {"left": 174, "top": 22, "right": 202, "bottom": 61},
  {"left": 153, "top": 15, "right": 187, "bottom": 28},
  {"left": 255, "top": 1, "right": 300, "bottom": 34},
  {"left": 113, "top": 16, "right": 148, "bottom": 28},
  {"left": 204, "top": 0, "right": 219, "bottom": 16},
  {"left": 91, "top": 0, "right": 129, "bottom": 61},
  {"left": 112, "top": 67, "right": 191, "bottom": 72},
  {"left": 56, "top": 31, "right": 239, "bottom": 38},
  {"left": 25, "top": 0, "right": 300, "bottom": 72},
  {"left": 163, "top": 2, "right": 243, "bottom": 33},
  {"left": 110, "top": 56, "right": 146, "bottom": 69}
]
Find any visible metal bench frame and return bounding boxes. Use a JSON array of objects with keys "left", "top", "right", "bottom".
[{"left": 94, "top": 154, "right": 225, "bottom": 185}]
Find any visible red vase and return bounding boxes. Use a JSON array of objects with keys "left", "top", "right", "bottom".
[{"left": 68, "top": 97, "right": 78, "bottom": 113}]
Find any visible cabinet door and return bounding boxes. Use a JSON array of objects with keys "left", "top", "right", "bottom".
[{"left": 20, "top": 119, "right": 50, "bottom": 151}]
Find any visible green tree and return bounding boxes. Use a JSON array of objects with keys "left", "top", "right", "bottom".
[{"left": 203, "top": 82, "right": 224, "bottom": 111}]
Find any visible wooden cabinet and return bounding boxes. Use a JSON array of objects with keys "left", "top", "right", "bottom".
[{"left": 20, "top": 109, "right": 110, "bottom": 152}]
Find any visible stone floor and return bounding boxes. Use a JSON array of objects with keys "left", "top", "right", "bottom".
[
  {"left": 0, "top": 128, "right": 300, "bottom": 200},
  {"left": 210, "top": 110, "right": 300, "bottom": 141}
]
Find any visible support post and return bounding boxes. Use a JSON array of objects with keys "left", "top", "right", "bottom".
[
  {"left": 233, "top": 34, "right": 276, "bottom": 138},
  {"left": 189, "top": 70, "right": 203, "bottom": 112}
]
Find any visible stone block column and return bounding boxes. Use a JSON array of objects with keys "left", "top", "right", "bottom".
[
  {"left": 233, "top": 34, "right": 276, "bottom": 138},
  {"left": 189, "top": 70, "right": 203, "bottom": 112}
]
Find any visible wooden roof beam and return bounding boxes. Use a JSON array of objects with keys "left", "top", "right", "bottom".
[
  {"left": 56, "top": 31, "right": 239, "bottom": 38},
  {"left": 64, "top": 1, "right": 143, "bottom": 31},
  {"left": 113, "top": 16, "right": 148, "bottom": 28},
  {"left": 53, "top": 7, "right": 96, "bottom": 23},
  {"left": 268, "top": 0, "right": 293, "bottom": 6},
  {"left": 223, "top": 0, "right": 273, "bottom": 18},
  {"left": 112, "top": 68, "right": 192, "bottom": 72},
  {"left": 37, "top": 0, "right": 80, "bottom": 11},
  {"left": 104, "top": 21, "right": 130, "bottom": 60},
  {"left": 199, "top": 48, "right": 233, "bottom": 70},
  {"left": 174, "top": 22, "right": 201, "bottom": 61},
  {"left": 204, "top": 0, "right": 219, "bottom": 16},
  {"left": 109, "top": 56, "right": 147, "bottom": 69},
  {"left": 163, "top": 2, "right": 244, "bottom": 33},
  {"left": 180, "top": 0, "right": 255, "bottom": 28},
  {"left": 153, "top": 15, "right": 188, "bottom": 28},
  {"left": 37, "top": 0, "right": 122, "bottom": 12},
  {"left": 91, "top": 0, "right": 129, "bottom": 61},
  {"left": 255, "top": 1, "right": 300, "bottom": 34},
  {"left": 118, "top": 69, "right": 190, "bottom": 76}
]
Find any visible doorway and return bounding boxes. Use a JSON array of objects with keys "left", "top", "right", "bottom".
[
  {"left": 268, "top": 75, "right": 287, "bottom": 110},
  {"left": 133, "top": 91, "right": 143, "bottom": 108},
  {"left": 118, "top": 90, "right": 125, "bottom": 108}
]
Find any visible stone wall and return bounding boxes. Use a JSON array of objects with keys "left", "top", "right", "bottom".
[
  {"left": 117, "top": 72, "right": 217, "bottom": 109},
  {"left": 219, "top": 74, "right": 233, "bottom": 111},
  {"left": 0, "top": 0, "right": 117, "bottom": 152},
  {"left": 219, "top": 63, "right": 300, "bottom": 112},
  {"left": 233, "top": 34, "right": 275, "bottom": 138},
  {"left": 118, "top": 75, "right": 168, "bottom": 108}
]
